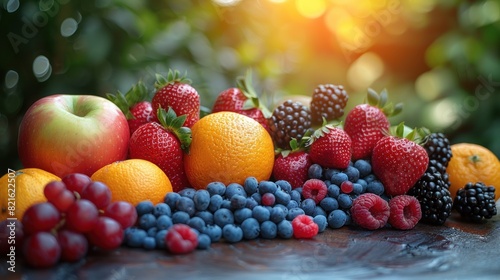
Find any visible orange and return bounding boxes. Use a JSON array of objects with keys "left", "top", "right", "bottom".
[
  {"left": 0, "top": 168, "right": 60, "bottom": 220},
  {"left": 447, "top": 143, "right": 500, "bottom": 200},
  {"left": 184, "top": 111, "right": 275, "bottom": 189},
  {"left": 91, "top": 159, "right": 172, "bottom": 205}
]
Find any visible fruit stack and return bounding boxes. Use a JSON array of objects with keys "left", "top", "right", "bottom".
[{"left": 1, "top": 69, "right": 498, "bottom": 269}]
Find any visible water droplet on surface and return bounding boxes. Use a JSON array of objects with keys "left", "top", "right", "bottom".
[{"left": 61, "top": 18, "right": 78, "bottom": 37}]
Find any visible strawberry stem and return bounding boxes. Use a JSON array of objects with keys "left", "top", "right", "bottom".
[
  {"left": 154, "top": 69, "right": 192, "bottom": 90},
  {"left": 236, "top": 69, "right": 272, "bottom": 119},
  {"left": 106, "top": 80, "right": 149, "bottom": 119},
  {"left": 156, "top": 107, "right": 192, "bottom": 152},
  {"left": 365, "top": 88, "right": 403, "bottom": 117}
]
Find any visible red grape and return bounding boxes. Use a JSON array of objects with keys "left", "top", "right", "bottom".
[
  {"left": 23, "top": 232, "right": 61, "bottom": 268},
  {"left": 44, "top": 181, "right": 76, "bottom": 212},
  {"left": 81, "top": 181, "right": 112, "bottom": 209},
  {"left": 165, "top": 224, "right": 198, "bottom": 254},
  {"left": 87, "top": 217, "right": 124, "bottom": 250},
  {"left": 62, "top": 173, "right": 91, "bottom": 195},
  {"left": 103, "top": 201, "right": 138, "bottom": 229},
  {"left": 22, "top": 202, "right": 61, "bottom": 235},
  {"left": 65, "top": 199, "right": 99, "bottom": 233},
  {"left": 57, "top": 230, "right": 88, "bottom": 262},
  {"left": 0, "top": 220, "right": 24, "bottom": 255},
  {"left": 44, "top": 180, "right": 66, "bottom": 199}
]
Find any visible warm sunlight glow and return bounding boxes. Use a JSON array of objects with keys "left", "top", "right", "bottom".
[
  {"left": 347, "top": 52, "right": 385, "bottom": 91},
  {"left": 295, "top": 0, "right": 327, "bottom": 19}
]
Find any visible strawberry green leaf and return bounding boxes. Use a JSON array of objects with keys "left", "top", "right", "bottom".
[
  {"left": 367, "top": 88, "right": 380, "bottom": 106},
  {"left": 155, "top": 69, "right": 192, "bottom": 89},
  {"left": 379, "top": 88, "right": 388, "bottom": 108},
  {"left": 236, "top": 69, "right": 273, "bottom": 119},
  {"left": 156, "top": 107, "right": 192, "bottom": 152}
]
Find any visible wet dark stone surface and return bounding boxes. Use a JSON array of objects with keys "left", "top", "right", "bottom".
[{"left": 1, "top": 207, "right": 499, "bottom": 280}]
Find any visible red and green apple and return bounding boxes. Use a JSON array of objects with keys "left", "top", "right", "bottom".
[{"left": 18, "top": 94, "right": 130, "bottom": 177}]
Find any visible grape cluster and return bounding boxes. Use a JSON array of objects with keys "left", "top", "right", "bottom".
[{"left": 19, "top": 173, "right": 137, "bottom": 268}]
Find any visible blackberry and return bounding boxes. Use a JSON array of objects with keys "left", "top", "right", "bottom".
[
  {"left": 268, "top": 100, "right": 312, "bottom": 150},
  {"left": 453, "top": 182, "right": 497, "bottom": 222},
  {"left": 408, "top": 166, "right": 453, "bottom": 225},
  {"left": 428, "top": 159, "right": 451, "bottom": 188},
  {"left": 310, "top": 84, "right": 349, "bottom": 125},
  {"left": 423, "top": 133, "right": 452, "bottom": 171}
]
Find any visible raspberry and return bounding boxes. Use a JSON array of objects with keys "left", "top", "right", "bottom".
[
  {"left": 292, "top": 214, "right": 319, "bottom": 239},
  {"left": 302, "top": 179, "right": 327, "bottom": 204},
  {"left": 165, "top": 224, "right": 199, "bottom": 254},
  {"left": 351, "top": 193, "right": 390, "bottom": 230},
  {"left": 388, "top": 195, "right": 422, "bottom": 230}
]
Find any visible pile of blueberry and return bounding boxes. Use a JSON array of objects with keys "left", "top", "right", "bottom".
[{"left": 123, "top": 159, "right": 386, "bottom": 251}]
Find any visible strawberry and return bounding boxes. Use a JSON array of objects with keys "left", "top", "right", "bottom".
[
  {"left": 152, "top": 70, "right": 200, "bottom": 128},
  {"left": 344, "top": 88, "right": 402, "bottom": 161},
  {"left": 212, "top": 70, "right": 271, "bottom": 131},
  {"left": 107, "top": 81, "right": 154, "bottom": 136},
  {"left": 128, "top": 107, "right": 192, "bottom": 192},
  {"left": 371, "top": 124, "right": 429, "bottom": 196},
  {"left": 307, "top": 123, "right": 352, "bottom": 169},
  {"left": 272, "top": 137, "right": 313, "bottom": 189}
]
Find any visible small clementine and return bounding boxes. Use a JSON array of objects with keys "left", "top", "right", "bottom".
[
  {"left": 0, "top": 168, "right": 60, "bottom": 220},
  {"left": 184, "top": 111, "right": 275, "bottom": 189},
  {"left": 447, "top": 143, "right": 500, "bottom": 200},
  {"left": 91, "top": 159, "right": 172, "bottom": 205}
]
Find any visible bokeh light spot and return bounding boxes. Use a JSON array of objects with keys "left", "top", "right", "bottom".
[
  {"left": 347, "top": 52, "right": 384, "bottom": 91},
  {"left": 32, "top": 55, "right": 52, "bottom": 82},
  {"left": 5, "top": 0, "right": 20, "bottom": 13},
  {"left": 61, "top": 18, "right": 78, "bottom": 37},
  {"left": 415, "top": 69, "right": 454, "bottom": 101},
  {"left": 212, "top": 0, "right": 242, "bottom": 6},
  {"left": 296, "top": 0, "right": 326, "bottom": 19}
]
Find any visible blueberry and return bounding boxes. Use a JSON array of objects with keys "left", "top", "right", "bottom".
[
  {"left": 300, "top": 198, "right": 316, "bottom": 216},
  {"left": 164, "top": 192, "right": 181, "bottom": 210},
  {"left": 313, "top": 215, "right": 328, "bottom": 233},
  {"left": 286, "top": 207, "right": 305, "bottom": 221},
  {"left": 327, "top": 184, "right": 341, "bottom": 198},
  {"left": 176, "top": 196, "right": 196, "bottom": 216},
  {"left": 354, "top": 159, "right": 372, "bottom": 178},
  {"left": 352, "top": 183, "right": 363, "bottom": 194},
  {"left": 138, "top": 213, "right": 156, "bottom": 230},
  {"left": 187, "top": 216, "right": 206, "bottom": 232},
  {"left": 260, "top": 221, "right": 277, "bottom": 239},
  {"left": 222, "top": 224, "right": 243, "bottom": 243},
  {"left": 259, "top": 180, "right": 278, "bottom": 194},
  {"left": 221, "top": 199, "right": 232, "bottom": 209},
  {"left": 156, "top": 215, "right": 173, "bottom": 230},
  {"left": 277, "top": 220, "right": 293, "bottom": 239},
  {"left": 331, "top": 172, "right": 348, "bottom": 186},
  {"left": 338, "top": 194, "right": 353, "bottom": 209},
  {"left": 136, "top": 200, "right": 154, "bottom": 216},
  {"left": 234, "top": 208, "right": 252, "bottom": 224},
  {"left": 126, "top": 228, "right": 147, "bottom": 247},
  {"left": 308, "top": 164, "right": 323, "bottom": 179},
  {"left": 344, "top": 166, "right": 360, "bottom": 182},
  {"left": 251, "top": 192, "right": 262, "bottom": 204},
  {"left": 290, "top": 190, "right": 301, "bottom": 203},
  {"left": 367, "top": 180, "right": 385, "bottom": 195},
  {"left": 320, "top": 197, "right": 339, "bottom": 213},
  {"left": 245, "top": 197, "right": 259, "bottom": 209},
  {"left": 328, "top": 209, "right": 348, "bottom": 229},
  {"left": 364, "top": 174, "right": 377, "bottom": 183},
  {"left": 295, "top": 187, "right": 303, "bottom": 197},
  {"left": 195, "top": 210, "right": 214, "bottom": 225},
  {"left": 197, "top": 233, "right": 211, "bottom": 250},
  {"left": 230, "top": 194, "right": 247, "bottom": 209},
  {"left": 270, "top": 206, "right": 286, "bottom": 224},
  {"left": 274, "top": 204, "right": 289, "bottom": 216},
  {"left": 252, "top": 205, "right": 270, "bottom": 223},
  {"left": 244, "top": 177, "right": 259, "bottom": 195},
  {"left": 286, "top": 200, "right": 299, "bottom": 210},
  {"left": 147, "top": 227, "right": 158, "bottom": 237},
  {"left": 240, "top": 217, "right": 260, "bottom": 240},
  {"left": 153, "top": 203, "right": 172, "bottom": 217},
  {"left": 323, "top": 169, "right": 340, "bottom": 181},
  {"left": 202, "top": 224, "right": 222, "bottom": 242},
  {"left": 225, "top": 183, "right": 247, "bottom": 199},
  {"left": 206, "top": 181, "right": 226, "bottom": 196},
  {"left": 356, "top": 179, "right": 368, "bottom": 192},
  {"left": 172, "top": 211, "right": 190, "bottom": 224},
  {"left": 275, "top": 189, "right": 291, "bottom": 206},
  {"left": 275, "top": 180, "right": 292, "bottom": 193},
  {"left": 214, "top": 208, "right": 234, "bottom": 227},
  {"left": 178, "top": 188, "right": 196, "bottom": 199},
  {"left": 143, "top": 236, "right": 156, "bottom": 250},
  {"left": 155, "top": 229, "right": 168, "bottom": 249},
  {"left": 208, "top": 194, "right": 224, "bottom": 213},
  {"left": 313, "top": 206, "right": 326, "bottom": 217},
  {"left": 193, "top": 189, "right": 211, "bottom": 211}
]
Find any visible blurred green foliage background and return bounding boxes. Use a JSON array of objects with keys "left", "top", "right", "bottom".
[{"left": 1, "top": 0, "right": 500, "bottom": 173}]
